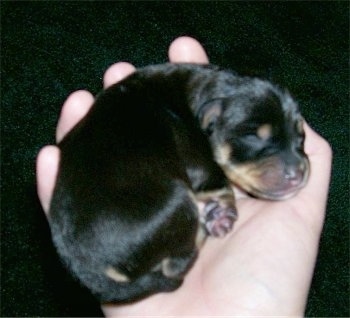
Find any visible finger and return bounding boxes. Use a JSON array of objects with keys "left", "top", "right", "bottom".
[
  {"left": 103, "top": 62, "right": 136, "bottom": 89},
  {"left": 36, "top": 145, "right": 60, "bottom": 215},
  {"left": 56, "top": 90, "right": 94, "bottom": 143},
  {"left": 304, "top": 121, "right": 332, "bottom": 158},
  {"left": 168, "top": 36, "right": 209, "bottom": 64},
  {"left": 302, "top": 122, "right": 332, "bottom": 206}
]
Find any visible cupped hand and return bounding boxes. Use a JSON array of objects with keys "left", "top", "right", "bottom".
[{"left": 36, "top": 36, "right": 332, "bottom": 316}]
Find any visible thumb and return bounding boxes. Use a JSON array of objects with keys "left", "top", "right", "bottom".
[{"left": 36, "top": 145, "right": 60, "bottom": 215}]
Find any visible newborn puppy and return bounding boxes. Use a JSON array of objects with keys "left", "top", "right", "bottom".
[{"left": 49, "top": 63, "right": 309, "bottom": 304}]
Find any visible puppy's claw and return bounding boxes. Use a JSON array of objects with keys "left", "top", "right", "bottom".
[{"left": 204, "top": 201, "right": 237, "bottom": 237}]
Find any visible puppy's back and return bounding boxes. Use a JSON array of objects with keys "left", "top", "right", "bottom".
[{"left": 49, "top": 66, "right": 201, "bottom": 302}]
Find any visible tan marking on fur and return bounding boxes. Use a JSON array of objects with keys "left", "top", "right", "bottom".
[
  {"left": 187, "top": 189, "right": 208, "bottom": 248},
  {"left": 214, "top": 143, "right": 233, "bottom": 165},
  {"left": 201, "top": 103, "right": 222, "bottom": 129},
  {"left": 187, "top": 189, "right": 204, "bottom": 217},
  {"left": 221, "top": 163, "right": 260, "bottom": 194},
  {"left": 195, "top": 187, "right": 234, "bottom": 202},
  {"left": 195, "top": 225, "right": 207, "bottom": 249},
  {"left": 161, "top": 258, "right": 180, "bottom": 278},
  {"left": 257, "top": 124, "right": 272, "bottom": 140},
  {"left": 297, "top": 118, "right": 304, "bottom": 134},
  {"left": 187, "top": 189, "right": 197, "bottom": 204},
  {"left": 161, "top": 258, "right": 172, "bottom": 277},
  {"left": 105, "top": 266, "right": 130, "bottom": 283},
  {"left": 151, "top": 262, "right": 162, "bottom": 272}
]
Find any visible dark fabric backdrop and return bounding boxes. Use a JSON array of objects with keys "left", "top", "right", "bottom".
[{"left": 1, "top": 2, "right": 349, "bottom": 316}]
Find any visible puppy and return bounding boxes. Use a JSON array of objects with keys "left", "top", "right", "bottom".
[{"left": 49, "top": 63, "right": 309, "bottom": 304}]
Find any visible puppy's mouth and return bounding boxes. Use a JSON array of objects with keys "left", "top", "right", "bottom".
[{"left": 221, "top": 156, "right": 310, "bottom": 200}]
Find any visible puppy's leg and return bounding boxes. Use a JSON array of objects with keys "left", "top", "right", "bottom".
[
  {"left": 195, "top": 187, "right": 237, "bottom": 237},
  {"left": 171, "top": 114, "right": 237, "bottom": 237}
]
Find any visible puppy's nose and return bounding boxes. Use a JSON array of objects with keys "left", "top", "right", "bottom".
[{"left": 284, "top": 166, "right": 304, "bottom": 186}]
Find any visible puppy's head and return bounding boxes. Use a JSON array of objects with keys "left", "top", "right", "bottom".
[{"left": 199, "top": 78, "right": 309, "bottom": 200}]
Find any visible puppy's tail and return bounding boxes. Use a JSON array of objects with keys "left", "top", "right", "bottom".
[{"left": 96, "top": 270, "right": 182, "bottom": 304}]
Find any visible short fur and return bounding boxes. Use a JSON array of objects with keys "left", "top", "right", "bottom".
[{"left": 49, "top": 63, "right": 309, "bottom": 303}]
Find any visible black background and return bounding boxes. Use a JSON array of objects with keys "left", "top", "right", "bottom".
[{"left": 2, "top": 2, "right": 349, "bottom": 316}]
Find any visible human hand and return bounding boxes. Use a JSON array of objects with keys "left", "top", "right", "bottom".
[{"left": 36, "top": 36, "right": 332, "bottom": 316}]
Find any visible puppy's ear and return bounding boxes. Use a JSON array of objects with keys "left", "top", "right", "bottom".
[{"left": 198, "top": 100, "right": 223, "bottom": 135}]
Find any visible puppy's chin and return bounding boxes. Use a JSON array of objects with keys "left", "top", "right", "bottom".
[
  {"left": 222, "top": 156, "right": 310, "bottom": 201},
  {"left": 246, "top": 182, "right": 306, "bottom": 201}
]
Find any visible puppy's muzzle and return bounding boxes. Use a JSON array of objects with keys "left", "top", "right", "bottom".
[
  {"left": 256, "top": 156, "right": 309, "bottom": 199},
  {"left": 223, "top": 155, "right": 310, "bottom": 200}
]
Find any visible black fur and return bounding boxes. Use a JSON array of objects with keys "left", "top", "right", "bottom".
[{"left": 49, "top": 63, "right": 309, "bottom": 303}]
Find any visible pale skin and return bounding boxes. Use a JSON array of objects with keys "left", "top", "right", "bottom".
[{"left": 36, "top": 37, "right": 332, "bottom": 316}]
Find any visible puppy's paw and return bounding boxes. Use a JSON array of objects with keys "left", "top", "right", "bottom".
[
  {"left": 194, "top": 188, "right": 237, "bottom": 238},
  {"left": 203, "top": 200, "right": 237, "bottom": 237}
]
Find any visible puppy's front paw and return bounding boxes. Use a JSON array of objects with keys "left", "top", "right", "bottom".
[
  {"left": 194, "top": 188, "right": 238, "bottom": 238},
  {"left": 203, "top": 200, "right": 237, "bottom": 237}
]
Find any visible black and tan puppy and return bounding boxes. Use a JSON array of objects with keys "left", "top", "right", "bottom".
[{"left": 49, "top": 63, "right": 309, "bottom": 304}]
